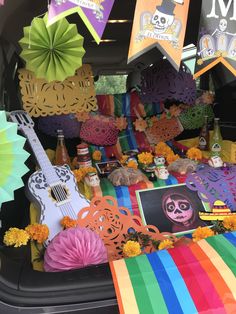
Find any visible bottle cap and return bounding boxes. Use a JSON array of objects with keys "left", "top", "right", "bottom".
[{"left": 57, "top": 129, "right": 64, "bottom": 136}]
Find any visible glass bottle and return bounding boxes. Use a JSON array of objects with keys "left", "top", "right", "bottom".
[
  {"left": 210, "top": 118, "right": 223, "bottom": 157},
  {"left": 76, "top": 143, "right": 92, "bottom": 168},
  {"left": 55, "top": 129, "right": 71, "bottom": 167},
  {"left": 198, "top": 115, "right": 209, "bottom": 151}
]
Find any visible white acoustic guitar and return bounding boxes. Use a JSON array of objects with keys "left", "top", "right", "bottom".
[{"left": 10, "top": 111, "right": 89, "bottom": 245}]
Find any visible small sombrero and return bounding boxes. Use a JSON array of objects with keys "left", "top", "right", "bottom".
[{"left": 199, "top": 200, "right": 236, "bottom": 221}]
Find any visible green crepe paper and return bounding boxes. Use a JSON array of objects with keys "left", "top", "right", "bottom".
[
  {"left": 19, "top": 14, "right": 85, "bottom": 82},
  {"left": 179, "top": 104, "right": 214, "bottom": 130},
  {"left": 0, "top": 111, "right": 29, "bottom": 207}
]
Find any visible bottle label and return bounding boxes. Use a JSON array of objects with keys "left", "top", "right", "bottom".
[
  {"left": 199, "top": 137, "right": 207, "bottom": 149},
  {"left": 211, "top": 143, "right": 221, "bottom": 152}
]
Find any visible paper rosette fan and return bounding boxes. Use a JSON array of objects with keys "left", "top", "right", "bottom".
[
  {"left": 19, "top": 15, "right": 85, "bottom": 82},
  {"left": 44, "top": 227, "right": 108, "bottom": 272},
  {"left": 0, "top": 111, "right": 29, "bottom": 207}
]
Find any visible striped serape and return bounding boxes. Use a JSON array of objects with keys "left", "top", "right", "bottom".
[{"left": 110, "top": 232, "right": 236, "bottom": 314}]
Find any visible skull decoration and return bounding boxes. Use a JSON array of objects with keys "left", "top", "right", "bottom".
[
  {"left": 151, "top": 9, "right": 175, "bottom": 34},
  {"left": 155, "top": 165, "right": 169, "bottom": 180},
  {"left": 219, "top": 19, "right": 227, "bottom": 32},
  {"left": 84, "top": 172, "right": 100, "bottom": 187},
  {"left": 154, "top": 156, "right": 166, "bottom": 166},
  {"left": 208, "top": 156, "right": 224, "bottom": 168}
]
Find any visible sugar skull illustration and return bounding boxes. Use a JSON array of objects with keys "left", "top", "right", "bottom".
[{"left": 151, "top": 0, "right": 176, "bottom": 34}]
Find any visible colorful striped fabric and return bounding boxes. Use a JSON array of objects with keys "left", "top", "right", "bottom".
[
  {"left": 91, "top": 174, "right": 178, "bottom": 216},
  {"left": 110, "top": 232, "right": 236, "bottom": 314}
]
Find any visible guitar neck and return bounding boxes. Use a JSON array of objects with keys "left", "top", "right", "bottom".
[{"left": 23, "top": 128, "right": 59, "bottom": 185}]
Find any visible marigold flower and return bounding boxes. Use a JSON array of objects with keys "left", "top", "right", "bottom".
[
  {"left": 186, "top": 147, "right": 202, "bottom": 161},
  {"left": 25, "top": 223, "right": 49, "bottom": 244},
  {"left": 4, "top": 228, "right": 30, "bottom": 247},
  {"left": 192, "top": 226, "right": 214, "bottom": 242},
  {"left": 134, "top": 118, "right": 147, "bottom": 132},
  {"left": 126, "top": 160, "right": 138, "bottom": 169},
  {"left": 120, "top": 155, "right": 129, "bottom": 165},
  {"left": 123, "top": 240, "right": 142, "bottom": 257},
  {"left": 158, "top": 239, "right": 174, "bottom": 250},
  {"left": 61, "top": 216, "right": 78, "bottom": 229},
  {"left": 75, "top": 111, "right": 90, "bottom": 122},
  {"left": 92, "top": 150, "right": 102, "bottom": 161},
  {"left": 166, "top": 153, "right": 180, "bottom": 165},
  {"left": 155, "top": 142, "right": 172, "bottom": 157},
  {"left": 73, "top": 167, "right": 97, "bottom": 183},
  {"left": 138, "top": 152, "right": 153, "bottom": 165},
  {"left": 116, "top": 117, "right": 127, "bottom": 131},
  {"left": 223, "top": 216, "right": 236, "bottom": 231},
  {"left": 169, "top": 105, "right": 182, "bottom": 117},
  {"left": 202, "top": 91, "right": 215, "bottom": 105}
]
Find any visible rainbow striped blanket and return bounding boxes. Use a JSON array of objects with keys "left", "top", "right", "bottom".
[{"left": 110, "top": 232, "right": 236, "bottom": 314}]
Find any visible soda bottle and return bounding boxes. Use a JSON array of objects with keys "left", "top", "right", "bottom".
[
  {"left": 210, "top": 118, "right": 223, "bottom": 157},
  {"left": 198, "top": 115, "right": 209, "bottom": 151},
  {"left": 55, "top": 129, "right": 71, "bottom": 167}
]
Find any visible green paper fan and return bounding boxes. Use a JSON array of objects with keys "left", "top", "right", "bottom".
[
  {"left": 0, "top": 111, "right": 29, "bottom": 207},
  {"left": 19, "top": 15, "right": 85, "bottom": 82}
]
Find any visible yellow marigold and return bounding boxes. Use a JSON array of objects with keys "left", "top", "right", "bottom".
[
  {"left": 223, "top": 216, "right": 236, "bottom": 231},
  {"left": 197, "top": 59, "right": 203, "bottom": 65},
  {"left": 123, "top": 240, "right": 142, "bottom": 257},
  {"left": 25, "top": 224, "right": 49, "bottom": 244},
  {"left": 155, "top": 142, "right": 173, "bottom": 157},
  {"left": 92, "top": 150, "right": 102, "bottom": 161},
  {"left": 116, "top": 117, "right": 128, "bottom": 131},
  {"left": 73, "top": 167, "right": 97, "bottom": 183},
  {"left": 120, "top": 154, "right": 129, "bottom": 165},
  {"left": 166, "top": 153, "right": 180, "bottom": 165},
  {"left": 75, "top": 111, "right": 90, "bottom": 122},
  {"left": 138, "top": 152, "right": 153, "bottom": 165},
  {"left": 186, "top": 147, "right": 203, "bottom": 161},
  {"left": 192, "top": 226, "right": 214, "bottom": 242},
  {"left": 61, "top": 216, "right": 78, "bottom": 229},
  {"left": 4, "top": 228, "right": 30, "bottom": 247},
  {"left": 126, "top": 160, "right": 138, "bottom": 169},
  {"left": 159, "top": 239, "right": 174, "bottom": 250},
  {"left": 134, "top": 118, "right": 147, "bottom": 132}
]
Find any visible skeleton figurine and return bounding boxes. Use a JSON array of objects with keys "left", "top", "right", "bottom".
[{"left": 151, "top": 0, "right": 176, "bottom": 34}]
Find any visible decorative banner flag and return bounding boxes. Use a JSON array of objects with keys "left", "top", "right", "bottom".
[
  {"left": 128, "top": 0, "right": 190, "bottom": 71},
  {"left": 48, "top": 0, "right": 115, "bottom": 44},
  {"left": 194, "top": 0, "right": 236, "bottom": 78}
]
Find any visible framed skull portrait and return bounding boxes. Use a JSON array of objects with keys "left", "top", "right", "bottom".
[{"left": 136, "top": 184, "right": 211, "bottom": 235}]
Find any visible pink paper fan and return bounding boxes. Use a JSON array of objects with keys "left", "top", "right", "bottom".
[{"left": 44, "top": 227, "right": 108, "bottom": 272}]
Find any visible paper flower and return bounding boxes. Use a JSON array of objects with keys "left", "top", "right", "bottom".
[
  {"left": 75, "top": 111, "right": 90, "bottom": 122},
  {"left": 0, "top": 111, "right": 29, "bottom": 207},
  {"left": 186, "top": 147, "right": 203, "bottom": 161},
  {"left": 155, "top": 142, "right": 172, "bottom": 157},
  {"left": 92, "top": 150, "right": 102, "bottom": 161},
  {"left": 126, "top": 160, "right": 138, "bottom": 169},
  {"left": 19, "top": 15, "right": 85, "bottom": 82},
  {"left": 134, "top": 118, "right": 147, "bottom": 132},
  {"left": 158, "top": 239, "right": 174, "bottom": 250},
  {"left": 3, "top": 228, "right": 30, "bottom": 248},
  {"left": 192, "top": 227, "right": 215, "bottom": 242},
  {"left": 138, "top": 152, "right": 153, "bottom": 165},
  {"left": 44, "top": 227, "right": 108, "bottom": 272},
  {"left": 166, "top": 153, "right": 180, "bottom": 165},
  {"left": 25, "top": 223, "right": 49, "bottom": 244},
  {"left": 116, "top": 116, "right": 128, "bottom": 131},
  {"left": 123, "top": 240, "right": 142, "bottom": 257},
  {"left": 223, "top": 216, "right": 236, "bottom": 231},
  {"left": 61, "top": 216, "right": 78, "bottom": 229}
]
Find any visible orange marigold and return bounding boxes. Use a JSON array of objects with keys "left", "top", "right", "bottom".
[
  {"left": 116, "top": 117, "right": 128, "bottom": 131},
  {"left": 166, "top": 153, "right": 180, "bottom": 165},
  {"left": 61, "top": 216, "right": 78, "bottom": 229},
  {"left": 155, "top": 142, "right": 173, "bottom": 157},
  {"left": 169, "top": 105, "right": 182, "bottom": 117},
  {"left": 158, "top": 239, "right": 174, "bottom": 250},
  {"left": 92, "top": 150, "right": 102, "bottom": 161},
  {"left": 186, "top": 147, "right": 203, "bottom": 161},
  {"left": 73, "top": 167, "right": 97, "bottom": 183},
  {"left": 134, "top": 118, "right": 147, "bottom": 132},
  {"left": 75, "top": 111, "right": 90, "bottom": 122},
  {"left": 223, "top": 216, "right": 236, "bottom": 231},
  {"left": 25, "top": 223, "right": 49, "bottom": 244},
  {"left": 126, "top": 160, "right": 138, "bottom": 169},
  {"left": 120, "top": 155, "right": 129, "bottom": 165},
  {"left": 192, "top": 226, "right": 214, "bottom": 242},
  {"left": 138, "top": 152, "right": 153, "bottom": 165}
]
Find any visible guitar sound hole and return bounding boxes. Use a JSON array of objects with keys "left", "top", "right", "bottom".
[{"left": 50, "top": 185, "right": 68, "bottom": 202}]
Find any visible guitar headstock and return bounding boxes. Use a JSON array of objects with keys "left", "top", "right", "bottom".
[{"left": 9, "top": 111, "right": 34, "bottom": 132}]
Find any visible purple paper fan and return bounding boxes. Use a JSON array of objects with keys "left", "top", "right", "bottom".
[
  {"left": 140, "top": 60, "right": 196, "bottom": 105},
  {"left": 44, "top": 227, "right": 108, "bottom": 272},
  {"left": 38, "top": 114, "right": 81, "bottom": 138}
]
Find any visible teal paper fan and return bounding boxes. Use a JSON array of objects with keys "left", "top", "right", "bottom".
[
  {"left": 19, "top": 15, "right": 85, "bottom": 82},
  {"left": 0, "top": 111, "right": 29, "bottom": 207}
]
